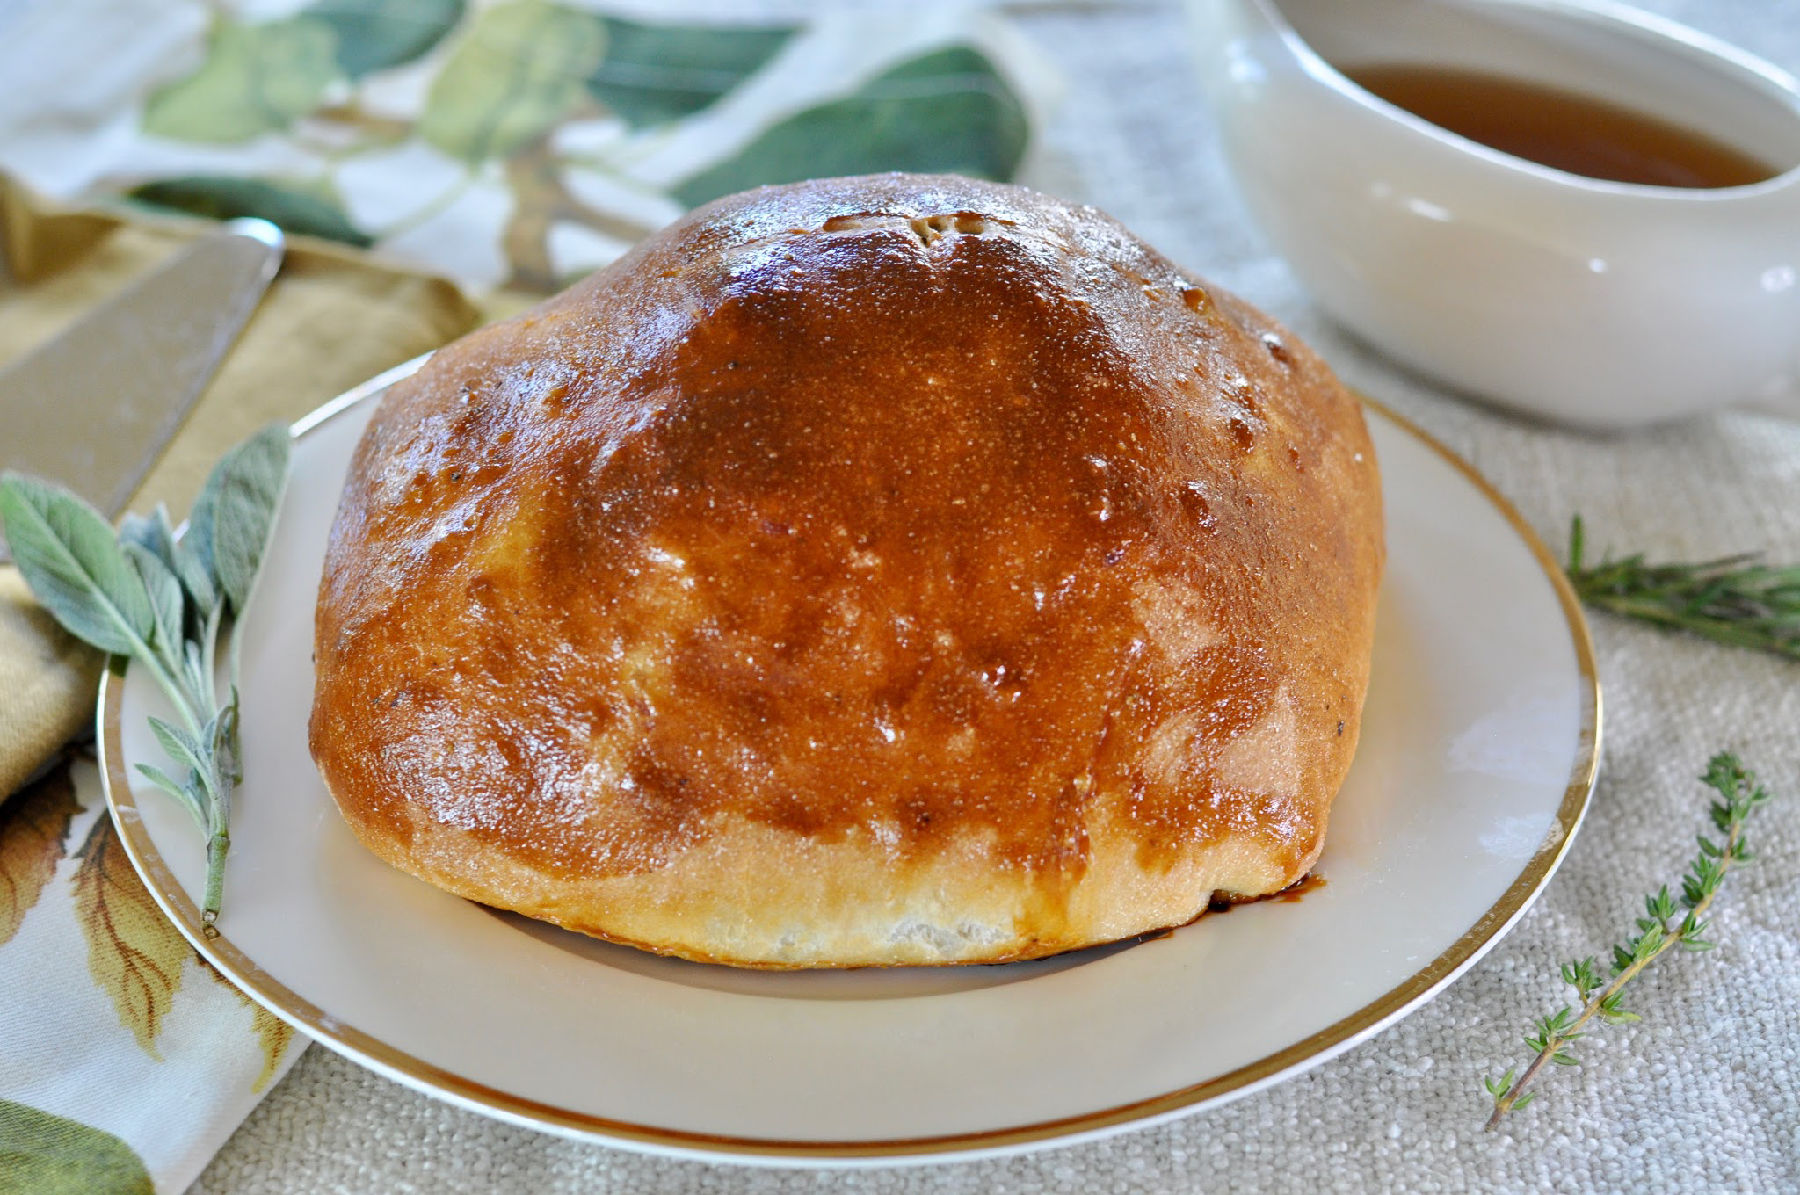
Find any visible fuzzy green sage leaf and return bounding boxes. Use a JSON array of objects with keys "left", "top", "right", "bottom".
[
  {"left": 123, "top": 541, "right": 185, "bottom": 660},
  {"left": 119, "top": 505, "right": 180, "bottom": 576},
  {"left": 0, "top": 475, "right": 155, "bottom": 656},
  {"left": 203, "top": 423, "right": 291, "bottom": 615}
]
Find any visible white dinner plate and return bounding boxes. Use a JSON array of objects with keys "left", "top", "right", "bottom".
[{"left": 101, "top": 359, "right": 1599, "bottom": 1165}]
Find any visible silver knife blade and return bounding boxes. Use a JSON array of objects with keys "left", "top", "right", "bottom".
[{"left": 0, "top": 217, "right": 284, "bottom": 526}]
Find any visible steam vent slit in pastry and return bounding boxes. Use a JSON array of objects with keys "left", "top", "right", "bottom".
[{"left": 310, "top": 173, "right": 1383, "bottom": 968}]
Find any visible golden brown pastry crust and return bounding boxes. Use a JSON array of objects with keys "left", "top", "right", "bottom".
[{"left": 309, "top": 173, "right": 1383, "bottom": 967}]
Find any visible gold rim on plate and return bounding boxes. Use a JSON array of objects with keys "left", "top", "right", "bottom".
[{"left": 98, "top": 370, "right": 1601, "bottom": 1161}]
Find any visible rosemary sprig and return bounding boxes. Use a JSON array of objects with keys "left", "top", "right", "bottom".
[
  {"left": 1567, "top": 516, "right": 1800, "bottom": 660},
  {"left": 1483, "top": 753, "right": 1771, "bottom": 1128},
  {"left": 0, "top": 425, "right": 289, "bottom": 933}
]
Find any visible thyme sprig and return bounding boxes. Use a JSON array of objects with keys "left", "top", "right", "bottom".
[
  {"left": 1567, "top": 516, "right": 1800, "bottom": 660},
  {"left": 1484, "top": 753, "right": 1770, "bottom": 1128}
]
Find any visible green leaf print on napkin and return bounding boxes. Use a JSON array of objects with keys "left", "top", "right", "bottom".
[
  {"left": 420, "top": 0, "right": 606, "bottom": 163},
  {"left": 0, "top": 1099, "right": 153, "bottom": 1195},
  {"left": 310, "top": 0, "right": 467, "bottom": 79},
  {"left": 586, "top": 17, "right": 797, "bottom": 128},
  {"left": 672, "top": 45, "right": 1030, "bottom": 209},
  {"left": 128, "top": 177, "right": 373, "bottom": 247},
  {"left": 142, "top": 18, "right": 339, "bottom": 144}
]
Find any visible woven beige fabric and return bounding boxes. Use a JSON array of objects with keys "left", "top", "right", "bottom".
[{"left": 177, "top": 0, "right": 1798, "bottom": 1189}]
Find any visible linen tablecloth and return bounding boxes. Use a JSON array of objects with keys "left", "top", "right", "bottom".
[{"left": 45, "top": 0, "right": 1800, "bottom": 1189}]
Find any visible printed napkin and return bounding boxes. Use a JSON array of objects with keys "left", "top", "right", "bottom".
[
  {"left": 0, "top": 3, "right": 1057, "bottom": 1190},
  {"left": 0, "top": 0, "right": 1058, "bottom": 292}
]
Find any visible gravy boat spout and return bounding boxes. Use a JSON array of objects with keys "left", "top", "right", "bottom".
[{"left": 1190, "top": 0, "right": 1800, "bottom": 430}]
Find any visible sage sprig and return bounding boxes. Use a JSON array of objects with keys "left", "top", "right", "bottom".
[
  {"left": 1483, "top": 753, "right": 1771, "bottom": 1128},
  {"left": 0, "top": 424, "right": 290, "bottom": 934},
  {"left": 1567, "top": 516, "right": 1800, "bottom": 660}
]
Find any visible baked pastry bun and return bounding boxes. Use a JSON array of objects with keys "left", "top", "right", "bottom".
[{"left": 309, "top": 173, "right": 1383, "bottom": 967}]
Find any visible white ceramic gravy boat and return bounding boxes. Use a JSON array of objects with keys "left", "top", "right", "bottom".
[{"left": 1189, "top": 0, "right": 1800, "bottom": 430}]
